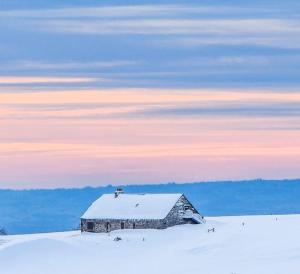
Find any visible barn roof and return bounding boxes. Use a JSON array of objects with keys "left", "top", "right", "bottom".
[{"left": 81, "top": 193, "right": 183, "bottom": 220}]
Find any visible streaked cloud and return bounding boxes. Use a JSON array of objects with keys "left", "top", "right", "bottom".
[
  {"left": 0, "top": 76, "right": 97, "bottom": 85},
  {"left": 1, "top": 1, "right": 300, "bottom": 188},
  {"left": 1, "top": 141, "right": 300, "bottom": 158},
  {"left": 0, "top": 5, "right": 253, "bottom": 18},
  {"left": 1, "top": 88, "right": 300, "bottom": 104},
  {"left": 2, "top": 4, "right": 300, "bottom": 49},
  {"left": 38, "top": 19, "right": 299, "bottom": 35},
  {"left": 0, "top": 88, "right": 300, "bottom": 121},
  {"left": 1, "top": 60, "right": 138, "bottom": 71},
  {"left": 170, "top": 35, "right": 300, "bottom": 49}
]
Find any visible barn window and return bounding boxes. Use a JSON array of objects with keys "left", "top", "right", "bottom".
[
  {"left": 87, "top": 222, "right": 94, "bottom": 231},
  {"left": 121, "top": 222, "right": 125, "bottom": 229}
]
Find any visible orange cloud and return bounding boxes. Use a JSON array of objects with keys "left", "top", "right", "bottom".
[
  {"left": 1, "top": 140, "right": 300, "bottom": 158},
  {"left": 0, "top": 87, "right": 300, "bottom": 188}
]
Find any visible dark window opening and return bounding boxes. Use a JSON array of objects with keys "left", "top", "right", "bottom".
[
  {"left": 87, "top": 222, "right": 95, "bottom": 231},
  {"left": 105, "top": 222, "right": 110, "bottom": 232},
  {"left": 133, "top": 222, "right": 136, "bottom": 229},
  {"left": 184, "top": 205, "right": 191, "bottom": 210},
  {"left": 121, "top": 222, "right": 125, "bottom": 229}
]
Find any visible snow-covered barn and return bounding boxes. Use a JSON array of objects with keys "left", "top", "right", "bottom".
[{"left": 81, "top": 189, "right": 205, "bottom": 233}]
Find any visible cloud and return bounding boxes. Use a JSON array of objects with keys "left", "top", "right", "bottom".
[
  {"left": 17, "top": 18, "right": 300, "bottom": 49},
  {"left": 1, "top": 142, "right": 300, "bottom": 158},
  {"left": 1, "top": 88, "right": 300, "bottom": 120},
  {"left": 2, "top": 60, "right": 138, "bottom": 71},
  {"left": 169, "top": 34, "right": 300, "bottom": 49},
  {"left": 165, "top": 56, "right": 272, "bottom": 67},
  {"left": 35, "top": 18, "right": 298, "bottom": 35},
  {"left": 131, "top": 103, "right": 300, "bottom": 118},
  {"left": 0, "top": 5, "right": 246, "bottom": 18},
  {"left": 1, "top": 88, "right": 300, "bottom": 104},
  {"left": 2, "top": 5, "right": 300, "bottom": 49},
  {"left": 0, "top": 76, "right": 98, "bottom": 85}
]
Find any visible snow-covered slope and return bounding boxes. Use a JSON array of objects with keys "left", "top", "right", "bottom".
[{"left": 0, "top": 215, "right": 299, "bottom": 274}]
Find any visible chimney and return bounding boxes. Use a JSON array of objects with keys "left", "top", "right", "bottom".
[{"left": 114, "top": 188, "right": 124, "bottom": 198}]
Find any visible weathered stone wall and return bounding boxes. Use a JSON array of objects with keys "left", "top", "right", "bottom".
[
  {"left": 81, "top": 195, "right": 204, "bottom": 233},
  {"left": 81, "top": 218, "right": 164, "bottom": 233},
  {"left": 163, "top": 194, "right": 203, "bottom": 227}
]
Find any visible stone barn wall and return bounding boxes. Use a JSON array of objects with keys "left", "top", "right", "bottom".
[
  {"left": 81, "top": 218, "right": 164, "bottom": 233},
  {"left": 163, "top": 194, "right": 201, "bottom": 227}
]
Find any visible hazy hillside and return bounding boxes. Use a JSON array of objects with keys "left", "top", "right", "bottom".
[{"left": 1, "top": 179, "right": 300, "bottom": 234}]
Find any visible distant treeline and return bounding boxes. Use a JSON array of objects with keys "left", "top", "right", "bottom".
[{"left": 1, "top": 179, "right": 300, "bottom": 234}]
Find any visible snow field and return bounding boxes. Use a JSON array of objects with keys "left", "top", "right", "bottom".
[{"left": 0, "top": 215, "right": 300, "bottom": 274}]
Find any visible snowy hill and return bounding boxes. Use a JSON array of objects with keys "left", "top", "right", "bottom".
[{"left": 1, "top": 215, "right": 299, "bottom": 274}]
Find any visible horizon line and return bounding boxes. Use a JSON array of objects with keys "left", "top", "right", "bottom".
[{"left": 1, "top": 177, "right": 299, "bottom": 191}]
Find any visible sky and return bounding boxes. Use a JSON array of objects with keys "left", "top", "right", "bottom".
[{"left": 1, "top": 0, "right": 300, "bottom": 189}]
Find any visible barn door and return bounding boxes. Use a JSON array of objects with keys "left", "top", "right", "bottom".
[
  {"left": 87, "top": 222, "right": 95, "bottom": 232},
  {"left": 105, "top": 222, "right": 111, "bottom": 232},
  {"left": 121, "top": 222, "right": 125, "bottom": 229}
]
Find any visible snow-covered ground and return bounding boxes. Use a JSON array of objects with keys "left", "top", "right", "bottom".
[{"left": 0, "top": 215, "right": 300, "bottom": 274}]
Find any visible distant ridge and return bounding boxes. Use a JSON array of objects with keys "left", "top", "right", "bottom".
[{"left": 1, "top": 179, "right": 300, "bottom": 234}]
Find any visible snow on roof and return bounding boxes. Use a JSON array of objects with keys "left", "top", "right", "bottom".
[{"left": 81, "top": 193, "right": 183, "bottom": 220}]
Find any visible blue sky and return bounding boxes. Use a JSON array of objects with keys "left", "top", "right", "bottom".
[{"left": 1, "top": 1, "right": 300, "bottom": 189}]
